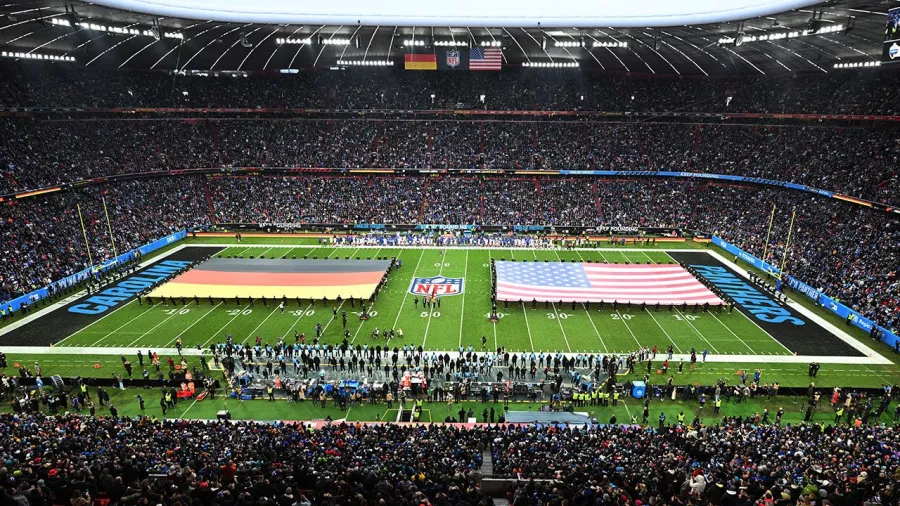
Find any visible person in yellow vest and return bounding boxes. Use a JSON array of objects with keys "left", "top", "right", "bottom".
[
  {"left": 386, "top": 392, "right": 393, "bottom": 408},
  {"left": 591, "top": 389, "right": 599, "bottom": 406},
  {"left": 613, "top": 391, "right": 620, "bottom": 406},
  {"left": 677, "top": 412, "right": 686, "bottom": 425},
  {"left": 267, "top": 385, "right": 275, "bottom": 402},
  {"left": 835, "top": 405, "right": 844, "bottom": 424},
  {"left": 714, "top": 398, "right": 721, "bottom": 414},
  {"left": 80, "top": 384, "right": 89, "bottom": 400}
]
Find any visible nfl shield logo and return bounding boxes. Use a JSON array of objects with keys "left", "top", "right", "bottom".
[
  {"left": 410, "top": 276, "right": 464, "bottom": 296},
  {"left": 446, "top": 50, "right": 460, "bottom": 68}
]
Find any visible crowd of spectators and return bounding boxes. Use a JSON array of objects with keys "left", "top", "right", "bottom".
[
  {"left": 0, "top": 177, "right": 208, "bottom": 302},
  {"left": 1, "top": 174, "right": 896, "bottom": 334},
  {"left": 0, "top": 414, "right": 896, "bottom": 506},
  {"left": 2, "top": 119, "right": 897, "bottom": 207},
  {"left": 4, "top": 61, "right": 900, "bottom": 115},
  {"left": 0, "top": 415, "right": 490, "bottom": 506}
]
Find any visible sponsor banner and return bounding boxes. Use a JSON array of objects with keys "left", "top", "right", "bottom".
[
  {"left": 415, "top": 224, "right": 475, "bottom": 231},
  {"left": 513, "top": 225, "right": 545, "bottom": 232},
  {"left": 354, "top": 224, "right": 387, "bottom": 230},
  {"left": 712, "top": 236, "right": 900, "bottom": 350},
  {"left": 0, "top": 230, "right": 186, "bottom": 314}
]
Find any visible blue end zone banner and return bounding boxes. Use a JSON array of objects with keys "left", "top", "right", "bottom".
[
  {"left": 1, "top": 230, "right": 186, "bottom": 313},
  {"left": 712, "top": 236, "right": 900, "bottom": 350}
]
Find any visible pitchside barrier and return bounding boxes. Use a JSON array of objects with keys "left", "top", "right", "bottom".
[
  {"left": 712, "top": 236, "right": 900, "bottom": 350},
  {"left": 1, "top": 230, "right": 187, "bottom": 313}
]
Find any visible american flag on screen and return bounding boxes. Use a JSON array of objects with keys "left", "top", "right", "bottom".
[
  {"left": 470, "top": 47, "right": 502, "bottom": 70},
  {"left": 494, "top": 261, "right": 723, "bottom": 304}
]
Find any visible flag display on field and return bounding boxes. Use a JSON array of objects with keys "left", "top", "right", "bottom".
[
  {"left": 404, "top": 53, "right": 437, "bottom": 70},
  {"left": 469, "top": 47, "right": 502, "bottom": 70},
  {"left": 147, "top": 258, "right": 391, "bottom": 300},
  {"left": 494, "top": 261, "right": 723, "bottom": 304}
]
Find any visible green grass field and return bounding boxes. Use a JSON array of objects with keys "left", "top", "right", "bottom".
[
  {"left": 56, "top": 244, "right": 789, "bottom": 356},
  {"left": 4, "top": 236, "right": 899, "bottom": 391}
]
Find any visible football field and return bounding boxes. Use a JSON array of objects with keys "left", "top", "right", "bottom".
[{"left": 49, "top": 245, "right": 799, "bottom": 356}]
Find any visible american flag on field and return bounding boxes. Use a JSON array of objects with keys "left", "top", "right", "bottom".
[
  {"left": 494, "top": 261, "right": 724, "bottom": 304},
  {"left": 470, "top": 47, "right": 502, "bottom": 70}
]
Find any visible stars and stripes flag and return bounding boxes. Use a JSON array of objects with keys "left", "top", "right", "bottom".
[
  {"left": 494, "top": 261, "right": 724, "bottom": 304},
  {"left": 470, "top": 47, "right": 502, "bottom": 70}
]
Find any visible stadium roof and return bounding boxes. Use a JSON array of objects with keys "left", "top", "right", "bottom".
[{"left": 0, "top": 0, "right": 889, "bottom": 75}]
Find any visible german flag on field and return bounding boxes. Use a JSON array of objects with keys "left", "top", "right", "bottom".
[{"left": 148, "top": 259, "right": 391, "bottom": 300}]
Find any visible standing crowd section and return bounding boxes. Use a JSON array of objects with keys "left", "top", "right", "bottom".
[{"left": 0, "top": 414, "right": 896, "bottom": 506}]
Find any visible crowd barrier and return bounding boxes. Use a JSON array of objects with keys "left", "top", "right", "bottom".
[
  {"left": 712, "top": 236, "right": 900, "bottom": 350},
  {"left": 1, "top": 230, "right": 187, "bottom": 313}
]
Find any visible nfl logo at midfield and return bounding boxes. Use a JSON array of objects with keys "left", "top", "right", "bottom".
[
  {"left": 446, "top": 50, "right": 460, "bottom": 68},
  {"left": 410, "top": 276, "right": 464, "bottom": 296}
]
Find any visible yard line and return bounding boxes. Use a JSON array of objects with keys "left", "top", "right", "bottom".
[
  {"left": 278, "top": 247, "right": 295, "bottom": 259},
  {"left": 126, "top": 302, "right": 196, "bottom": 347},
  {"left": 56, "top": 299, "right": 140, "bottom": 346},
  {"left": 521, "top": 303, "right": 536, "bottom": 352},
  {"left": 319, "top": 301, "right": 345, "bottom": 337},
  {"left": 707, "top": 311, "right": 756, "bottom": 353},
  {"left": 325, "top": 247, "right": 340, "bottom": 259},
  {"left": 241, "top": 307, "right": 281, "bottom": 344},
  {"left": 550, "top": 303, "right": 572, "bottom": 352},
  {"left": 379, "top": 249, "right": 425, "bottom": 346},
  {"left": 421, "top": 250, "right": 447, "bottom": 349},
  {"left": 458, "top": 249, "right": 469, "bottom": 348},
  {"left": 642, "top": 308, "right": 684, "bottom": 353},
  {"left": 492, "top": 319, "right": 499, "bottom": 351},
  {"left": 200, "top": 303, "right": 252, "bottom": 347},
  {"left": 165, "top": 302, "right": 223, "bottom": 347},
  {"left": 283, "top": 303, "right": 315, "bottom": 338},
  {"left": 89, "top": 306, "right": 155, "bottom": 346},
  {"left": 672, "top": 307, "right": 721, "bottom": 353},
  {"left": 255, "top": 247, "right": 274, "bottom": 258},
  {"left": 582, "top": 305, "right": 609, "bottom": 353}
]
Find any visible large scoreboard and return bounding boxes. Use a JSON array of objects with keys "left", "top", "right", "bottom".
[{"left": 884, "top": 7, "right": 900, "bottom": 62}]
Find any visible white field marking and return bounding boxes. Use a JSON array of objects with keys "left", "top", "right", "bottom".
[
  {"left": 458, "top": 249, "right": 469, "bottom": 348},
  {"left": 200, "top": 303, "right": 252, "bottom": 347},
  {"left": 570, "top": 249, "right": 611, "bottom": 353},
  {"left": 671, "top": 307, "right": 722, "bottom": 354},
  {"left": 0, "top": 344, "right": 891, "bottom": 365},
  {"left": 707, "top": 311, "right": 757, "bottom": 354},
  {"left": 241, "top": 306, "right": 281, "bottom": 344},
  {"left": 283, "top": 303, "right": 315, "bottom": 338},
  {"left": 642, "top": 308, "right": 684, "bottom": 354},
  {"left": 165, "top": 302, "right": 223, "bottom": 346},
  {"left": 705, "top": 249, "right": 876, "bottom": 358},
  {"left": 550, "top": 302, "right": 572, "bottom": 352},
  {"left": 126, "top": 302, "right": 196, "bottom": 347},
  {"left": 198, "top": 243, "right": 704, "bottom": 253},
  {"left": 521, "top": 302, "right": 536, "bottom": 352},
  {"left": 279, "top": 247, "right": 295, "bottom": 259},
  {"left": 89, "top": 305, "right": 155, "bottom": 346},
  {"left": 376, "top": 249, "right": 425, "bottom": 347},
  {"left": 421, "top": 249, "right": 447, "bottom": 349}
]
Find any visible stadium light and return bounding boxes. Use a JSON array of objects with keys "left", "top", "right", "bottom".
[
  {"left": 336, "top": 60, "right": 393, "bottom": 66},
  {"left": 554, "top": 40, "right": 582, "bottom": 47},
  {"left": 480, "top": 40, "right": 502, "bottom": 47},
  {"left": 592, "top": 41, "right": 628, "bottom": 48},
  {"left": 403, "top": 39, "right": 426, "bottom": 46},
  {"left": 276, "top": 37, "right": 312, "bottom": 44},
  {"left": 322, "top": 38, "right": 352, "bottom": 45},
  {"left": 522, "top": 61, "right": 579, "bottom": 68},
  {"left": 718, "top": 24, "right": 842, "bottom": 45},
  {"left": 833, "top": 61, "right": 880, "bottom": 69},
  {"left": 1, "top": 51, "right": 75, "bottom": 62},
  {"left": 433, "top": 40, "right": 465, "bottom": 46}
]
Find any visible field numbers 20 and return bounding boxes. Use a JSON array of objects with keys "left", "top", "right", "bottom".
[{"left": 611, "top": 313, "right": 633, "bottom": 320}]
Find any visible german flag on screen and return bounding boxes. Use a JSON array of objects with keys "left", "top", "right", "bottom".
[
  {"left": 148, "top": 258, "right": 391, "bottom": 300},
  {"left": 405, "top": 53, "right": 437, "bottom": 70}
]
